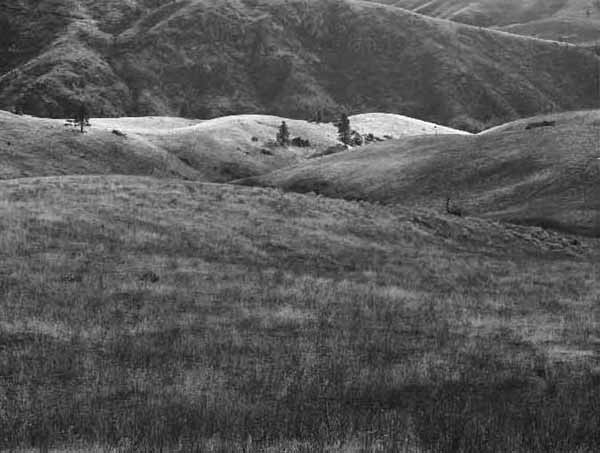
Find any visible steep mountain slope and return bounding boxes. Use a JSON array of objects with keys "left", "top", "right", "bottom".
[
  {"left": 382, "top": 0, "right": 600, "bottom": 43},
  {"left": 0, "top": 110, "right": 467, "bottom": 181},
  {"left": 1, "top": 0, "right": 600, "bottom": 129},
  {"left": 239, "top": 110, "right": 600, "bottom": 236}
]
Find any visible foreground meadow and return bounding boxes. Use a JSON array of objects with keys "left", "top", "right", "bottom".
[{"left": 1, "top": 175, "right": 599, "bottom": 452}]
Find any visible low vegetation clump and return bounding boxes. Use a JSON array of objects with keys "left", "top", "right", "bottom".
[
  {"left": 525, "top": 120, "right": 557, "bottom": 130},
  {"left": 1, "top": 176, "right": 599, "bottom": 452},
  {"left": 291, "top": 137, "right": 310, "bottom": 147}
]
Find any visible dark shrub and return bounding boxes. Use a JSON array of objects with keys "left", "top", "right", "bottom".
[{"left": 291, "top": 137, "right": 310, "bottom": 147}]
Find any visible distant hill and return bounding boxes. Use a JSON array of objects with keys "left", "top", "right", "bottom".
[
  {"left": 349, "top": 113, "right": 471, "bottom": 138},
  {"left": 0, "top": 110, "right": 466, "bottom": 181},
  {"left": 1, "top": 0, "right": 600, "bottom": 130},
  {"left": 238, "top": 109, "right": 600, "bottom": 237},
  {"left": 382, "top": 0, "right": 600, "bottom": 43}
]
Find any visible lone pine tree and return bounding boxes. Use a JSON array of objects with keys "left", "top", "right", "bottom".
[
  {"left": 337, "top": 113, "right": 351, "bottom": 145},
  {"left": 276, "top": 120, "right": 290, "bottom": 146},
  {"left": 74, "top": 103, "right": 91, "bottom": 133}
]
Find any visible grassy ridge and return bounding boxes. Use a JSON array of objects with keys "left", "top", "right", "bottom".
[
  {"left": 0, "top": 111, "right": 315, "bottom": 182},
  {"left": 0, "top": 111, "right": 200, "bottom": 180},
  {"left": 0, "top": 110, "right": 469, "bottom": 182},
  {"left": 1, "top": 175, "right": 599, "bottom": 451},
  {"left": 240, "top": 110, "right": 600, "bottom": 236}
]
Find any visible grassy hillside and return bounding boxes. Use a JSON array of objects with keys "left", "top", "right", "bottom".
[
  {"left": 383, "top": 0, "right": 594, "bottom": 27},
  {"left": 240, "top": 110, "right": 600, "bottom": 236},
  {"left": 384, "top": 0, "right": 600, "bottom": 43},
  {"left": 1, "top": 0, "right": 600, "bottom": 129},
  {"left": 1, "top": 175, "right": 599, "bottom": 451},
  {"left": 0, "top": 111, "right": 316, "bottom": 181},
  {"left": 350, "top": 112, "right": 471, "bottom": 137},
  {"left": 0, "top": 111, "right": 201, "bottom": 180},
  {"left": 0, "top": 110, "right": 469, "bottom": 181},
  {"left": 501, "top": 17, "right": 600, "bottom": 44}
]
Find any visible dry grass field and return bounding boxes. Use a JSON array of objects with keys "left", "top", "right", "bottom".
[
  {"left": 3, "top": 1, "right": 600, "bottom": 450},
  {"left": 1, "top": 175, "right": 599, "bottom": 451}
]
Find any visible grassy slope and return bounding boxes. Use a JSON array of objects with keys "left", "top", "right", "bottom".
[
  {"left": 0, "top": 110, "right": 468, "bottom": 181},
  {"left": 382, "top": 0, "right": 600, "bottom": 43},
  {"left": 239, "top": 110, "right": 600, "bottom": 236},
  {"left": 501, "top": 17, "right": 600, "bottom": 44},
  {"left": 0, "top": 111, "right": 200, "bottom": 180},
  {"left": 1, "top": 175, "right": 599, "bottom": 451},
  {"left": 350, "top": 112, "right": 471, "bottom": 137},
  {"left": 1, "top": 0, "right": 600, "bottom": 128}
]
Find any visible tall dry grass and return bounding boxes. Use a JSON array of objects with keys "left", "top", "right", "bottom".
[{"left": 1, "top": 176, "right": 599, "bottom": 452}]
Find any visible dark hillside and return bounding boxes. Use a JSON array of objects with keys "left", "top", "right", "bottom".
[{"left": 1, "top": 0, "right": 599, "bottom": 128}]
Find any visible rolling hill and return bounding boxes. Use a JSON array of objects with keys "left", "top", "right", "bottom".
[
  {"left": 4, "top": 1, "right": 600, "bottom": 450},
  {"left": 1, "top": 174, "right": 599, "bottom": 450},
  {"left": 239, "top": 109, "right": 600, "bottom": 236},
  {"left": 1, "top": 0, "right": 600, "bottom": 130},
  {"left": 0, "top": 110, "right": 315, "bottom": 181},
  {"left": 0, "top": 110, "right": 468, "bottom": 181}
]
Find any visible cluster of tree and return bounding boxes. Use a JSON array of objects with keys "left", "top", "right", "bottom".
[
  {"left": 277, "top": 114, "right": 386, "bottom": 150},
  {"left": 291, "top": 137, "right": 310, "bottom": 147},
  {"left": 276, "top": 121, "right": 311, "bottom": 147},
  {"left": 336, "top": 114, "right": 384, "bottom": 147}
]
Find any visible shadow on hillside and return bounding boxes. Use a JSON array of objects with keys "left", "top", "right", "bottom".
[{"left": 510, "top": 217, "right": 600, "bottom": 238}]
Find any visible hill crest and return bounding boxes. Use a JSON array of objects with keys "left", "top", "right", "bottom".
[
  {"left": 0, "top": 109, "right": 468, "bottom": 181},
  {"left": 238, "top": 109, "right": 600, "bottom": 237}
]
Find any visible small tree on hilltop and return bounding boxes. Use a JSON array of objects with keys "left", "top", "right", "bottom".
[
  {"left": 276, "top": 120, "right": 290, "bottom": 146},
  {"left": 74, "top": 103, "right": 91, "bottom": 133},
  {"left": 337, "top": 113, "right": 351, "bottom": 145},
  {"left": 315, "top": 110, "right": 323, "bottom": 123}
]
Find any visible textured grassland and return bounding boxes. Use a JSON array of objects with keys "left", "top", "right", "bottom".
[{"left": 1, "top": 176, "right": 599, "bottom": 451}]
